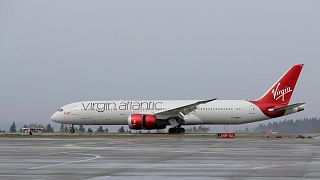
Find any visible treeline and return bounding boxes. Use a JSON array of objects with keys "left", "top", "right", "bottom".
[
  {"left": 251, "top": 117, "right": 320, "bottom": 133},
  {"left": 185, "top": 126, "right": 210, "bottom": 133},
  {"left": 4, "top": 123, "right": 136, "bottom": 134},
  {"left": 59, "top": 124, "right": 111, "bottom": 134},
  {"left": 4, "top": 122, "right": 55, "bottom": 133}
]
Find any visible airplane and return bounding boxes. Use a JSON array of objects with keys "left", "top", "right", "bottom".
[{"left": 51, "top": 64, "right": 305, "bottom": 134}]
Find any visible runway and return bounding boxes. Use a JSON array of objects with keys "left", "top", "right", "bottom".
[{"left": 0, "top": 136, "right": 319, "bottom": 180}]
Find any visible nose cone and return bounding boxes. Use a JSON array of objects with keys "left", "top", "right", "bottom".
[{"left": 51, "top": 112, "right": 63, "bottom": 123}]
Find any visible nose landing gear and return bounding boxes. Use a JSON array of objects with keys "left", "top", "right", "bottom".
[{"left": 70, "top": 125, "right": 75, "bottom": 133}]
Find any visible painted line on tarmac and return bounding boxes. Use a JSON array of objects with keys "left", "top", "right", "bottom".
[
  {"left": 303, "top": 163, "right": 310, "bottom": 180},
  {"left": 252, "top": 163, "right": 306, "bottom": 170},
  {"left": 29, "top": 152, "right": 101, "bottom": 170}
]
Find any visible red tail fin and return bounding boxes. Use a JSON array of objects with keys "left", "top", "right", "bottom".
[{"left": 257, "top": 64, "right": 304, "bottom": 105}]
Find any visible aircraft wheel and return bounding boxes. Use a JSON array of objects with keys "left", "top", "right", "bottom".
[
  {"left": 168, "top": 128, "right": 175, "bottom": 134},
  {"left": 168, "top": 127, "right": 185, "bottom": 134},
  {"left": 70, "top": 128, "right": 75, "bottom": 133},
  {"left": 176, "top": 128, "right": 185, "bottom": 134},
  {"left": 29, "top": 131, "right": 33, "bottom": 135},
  {"left": 180, "top": 128, "right": 185, "bottom": 133}
]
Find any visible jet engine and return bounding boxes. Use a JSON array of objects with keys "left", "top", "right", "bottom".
[{"left": 128, "top": 114, "right": 166, "bottom": 130}]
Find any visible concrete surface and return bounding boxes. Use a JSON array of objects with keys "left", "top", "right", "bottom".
[{"left": 0, "top": 136, "right": 319, "bottom": 180}]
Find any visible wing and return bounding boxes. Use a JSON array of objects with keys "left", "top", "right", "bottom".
[{"left": 155, "top": 98, "right": 217, "bottom": 120}]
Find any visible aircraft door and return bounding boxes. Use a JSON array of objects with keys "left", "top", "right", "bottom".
[
  {"left": 70, "top": 106, "right": 78, "bottom": 115},
  {"left": 119, "top": 100, "right": 126, "bottom": 116},
  {"left": 249, "top": 105, "right": 255, "bottom": 114},
  {"left": 120, "top": 110, "right": 125, "bottom": 116}
]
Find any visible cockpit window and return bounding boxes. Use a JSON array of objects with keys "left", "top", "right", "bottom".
[{"left": 58, "top": 108, "right": 63, "bottom": 112}]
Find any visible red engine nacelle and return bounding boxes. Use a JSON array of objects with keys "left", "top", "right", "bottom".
[{"left": 128, "top": 114, "right": 166, "bottom": 130}]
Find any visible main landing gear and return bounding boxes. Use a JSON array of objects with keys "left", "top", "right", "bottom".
[
  {"left": 168, "top": 126, "right": 185, "bottom": 134},
  {"left": 70, "top": 125, "right": 75, "bottom": 133}
]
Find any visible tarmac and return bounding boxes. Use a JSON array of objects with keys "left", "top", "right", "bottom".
[{"left": 0, "top": 135, "right": 319, "bottom": 180}]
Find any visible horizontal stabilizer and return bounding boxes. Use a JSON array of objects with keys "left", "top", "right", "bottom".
[{"left": 269, "top": 103, "right": 305, "bottom": 112}]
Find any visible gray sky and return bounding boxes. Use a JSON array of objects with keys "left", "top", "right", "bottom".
[{"left": 0, "top": 0, "right": 319, "bottom": 131}]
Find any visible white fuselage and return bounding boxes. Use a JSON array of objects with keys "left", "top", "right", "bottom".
[
  {"left": 51, "top": 100, "right": 269, "bottom": 125},
  {"left": 50, "top": 64, "right": 305, "bottom": 129}
]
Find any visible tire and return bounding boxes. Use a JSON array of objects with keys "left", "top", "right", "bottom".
[
  {"left": 180, "top": 128, "right": 185, "bottom": 133},
  {"left": 70, "top": 128, "right": 75, "bottom": 133},
  {"left": 168, "top": 128, "right": 185, "bottom": 134},
  {"left": 168, "top": 128, "right": 175, "bottom": 134}
]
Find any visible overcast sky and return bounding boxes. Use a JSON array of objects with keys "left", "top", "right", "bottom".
[{"left": 0, "top": 0, "right": 319, "bottom": 131}]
